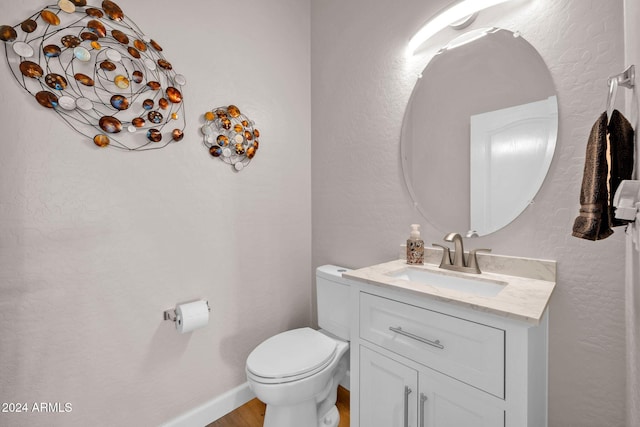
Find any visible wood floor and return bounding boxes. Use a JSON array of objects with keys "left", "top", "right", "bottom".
[{"left": 207, "top": 386, "right": 350, "bottom": 427}]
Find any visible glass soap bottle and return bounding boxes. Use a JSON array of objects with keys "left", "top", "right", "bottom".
[{"left": 406, "top": 224, "right": 424, "bottom": 265}]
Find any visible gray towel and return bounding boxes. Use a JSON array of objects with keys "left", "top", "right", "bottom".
[{"left": 572, "top": 110, "right": 635, "bottom": 240}]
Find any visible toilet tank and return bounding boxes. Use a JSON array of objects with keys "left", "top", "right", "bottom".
[{"left": 316, "top": 265, "right": 352, "bottom": 340}]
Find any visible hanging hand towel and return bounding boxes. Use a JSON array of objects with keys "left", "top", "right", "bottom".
[
  {"left": 572, "top": 112, "right": 613, "bottom": 240},
  {"left": 572, "top": 110, "right": 635, "bottom": 240},
  {"left": 608, "top": 109, "right": 635, "bottom": 227}
]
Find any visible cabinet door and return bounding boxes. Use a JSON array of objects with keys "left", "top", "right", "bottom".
[
  {"left": 360, "top": 346, "right": 418, "bottom": 427},
  {"left": 419, "top": 370, "right": 504, "bottom": 427}
]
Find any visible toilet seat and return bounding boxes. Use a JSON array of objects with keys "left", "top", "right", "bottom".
[{"left": 246, "top": 328, "right": 338, "bottom": 384}]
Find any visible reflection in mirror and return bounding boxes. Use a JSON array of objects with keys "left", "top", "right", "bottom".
[{"left": 401, "top": 28, "right": 558, "bottom": 237}]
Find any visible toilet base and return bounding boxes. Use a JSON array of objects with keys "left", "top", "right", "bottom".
[
  {"left": 263, "top": 403, "right": 339, "bottom": 427},
  {"left": 318, "top": 405, "right": 340, "bottom": 427},
  {"left": 262, "top": 400, "right": 312, "bottom": 427}
]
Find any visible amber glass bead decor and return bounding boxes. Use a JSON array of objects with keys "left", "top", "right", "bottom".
[
  {"left": 0, "top": 0, "right": 187, "bottom": 151},
  {"left": 201, "top": 105, "right": 261, "bottom": 171}
]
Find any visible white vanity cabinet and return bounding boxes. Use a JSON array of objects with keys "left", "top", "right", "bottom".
[
  {"left": 348, "top": 278, "right": 550, "bottom": 427},
  {"left": 360, "top": 346, "right": 504, "bottom": 427},
  {"left": 359, "top": 346, "right": 418, "bottom": 427}
]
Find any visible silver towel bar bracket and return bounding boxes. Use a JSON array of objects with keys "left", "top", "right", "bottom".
[
  {"left": 606, "top": 65, "right": 635, "bottom": 122},
  {"left": 608, "top": 65, "right": 635, "bottom": 89}
]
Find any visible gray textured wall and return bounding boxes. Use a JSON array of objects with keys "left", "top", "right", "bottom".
[{"left": 0, "top": 0, "right": 311, "bottom": 425}]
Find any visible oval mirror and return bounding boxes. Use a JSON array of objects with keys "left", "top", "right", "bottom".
[{"left": 401, "top": 28, "right": 558, "bottom": 236}]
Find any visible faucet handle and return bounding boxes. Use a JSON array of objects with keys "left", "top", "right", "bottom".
[
  {"left": 468, "top": 248, "right": 491, "bottom": 273},
  {"left": 432, "top": 244, "right": 452, "bottom": 267}
]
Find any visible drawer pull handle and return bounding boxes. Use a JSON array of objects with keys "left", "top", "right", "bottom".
[
  {"left": 389, "top": 326, "right": 445, "bottom": 350},
  {"left": 419, "top": 393, "right": 428, "bottom": 427},
  {"left": 404, "top": 386, "right": 412, "bottom": 427}
]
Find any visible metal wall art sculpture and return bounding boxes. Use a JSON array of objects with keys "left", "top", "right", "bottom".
[
  {"left": 0, "top": 0, "right": 186, "bottom": 150},
  {"left": 202, "top": 105, "right": 260, "bottom": 171}
]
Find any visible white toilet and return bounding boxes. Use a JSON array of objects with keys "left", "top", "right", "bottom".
[{"left": 246, "top": 265, "right": 351, "bottom": 427}]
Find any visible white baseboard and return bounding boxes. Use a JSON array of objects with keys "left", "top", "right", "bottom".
[
  {"left": 162, "top": 371, "right": 350, "bottom": 427},
  {"left": 161, "top": 382, "right": 255, "bottom": 427}
]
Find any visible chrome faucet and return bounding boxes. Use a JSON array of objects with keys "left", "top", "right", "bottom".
[
  {"left": 432, "top": 233, "right": 491, "bottom": 274},
  {"left": 444, "top": 232, "right": 465, "bottom": 267}
]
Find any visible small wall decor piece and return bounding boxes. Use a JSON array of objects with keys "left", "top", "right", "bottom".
[
  {"left": 202, "top": 105, "right": 260, "bottom": 171},
  {"left": 0, "top": 0, "right": 186, "bottom": 150}
]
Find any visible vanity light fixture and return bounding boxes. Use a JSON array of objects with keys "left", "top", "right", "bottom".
[
  {"left": 436, "top": 27, "right": 499, "bottom": 53},
  {"left": 407, "top": 0, "right": 517, "bottom": 55}
]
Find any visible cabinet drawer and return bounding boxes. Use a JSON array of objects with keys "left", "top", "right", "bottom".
[{"left": 359, "top": 292, "right": 505, "bottom": 398}]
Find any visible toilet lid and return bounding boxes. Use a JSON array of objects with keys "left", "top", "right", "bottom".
[{"left": 246, "top": 328, "right": 337, "bottom": 380}]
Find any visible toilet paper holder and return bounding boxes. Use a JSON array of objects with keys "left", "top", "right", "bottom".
[{"left": 164, "top": 301, "right": 211, "bottom": 322}]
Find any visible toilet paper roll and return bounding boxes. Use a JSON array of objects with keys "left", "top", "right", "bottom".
[{"left": 175, "top": 300, "right": 209, "bottom": 333}]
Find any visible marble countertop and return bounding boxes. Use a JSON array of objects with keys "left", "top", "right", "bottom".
[{"left": 343, "top": 252, "right": 556, "bottom": 325}]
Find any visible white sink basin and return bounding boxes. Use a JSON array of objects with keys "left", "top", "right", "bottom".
[{"left": 387, "top": 267, "right": 506, "bottom": 297}]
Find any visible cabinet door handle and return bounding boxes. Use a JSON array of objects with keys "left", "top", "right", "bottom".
[
  {"left": 419, "top": 393, "right": 428, "bottom": 427},
  {"left": 389, "top": 326, "right": 445, "bottom": 350},
  {"left": 404, "top": 386, "right": 412, "bottom": 427}
]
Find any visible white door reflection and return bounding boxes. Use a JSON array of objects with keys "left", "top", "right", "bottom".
[{"left": 470, "top": 96, "right": 557, "bottom": 235}]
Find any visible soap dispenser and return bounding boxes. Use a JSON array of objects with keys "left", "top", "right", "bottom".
[{"left": 406, "top": 224, "right": 424, "bottom": 265}]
